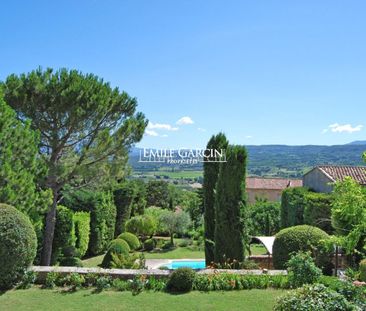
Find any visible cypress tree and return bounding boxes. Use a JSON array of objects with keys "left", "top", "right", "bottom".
[
  {"left": 203, "top": 133, "right": 228, "bottom": 265},
  {"left": 214, "top": 145, "right": 247, "bottom": 263}
]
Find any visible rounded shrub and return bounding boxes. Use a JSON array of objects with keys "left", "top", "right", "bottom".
[
  {"left": 166, "top": 268, "right": 195, "bottom": 293},
  {"left": 274, "top": 284, "right": 354, "bottom": 311},
  {"left": 0, "top": 204, "right": 37, "bottom": 289},
  {"left": 273, "top": 225, "right": 331, "bottom": 270},
  {"left": 101, "top": 239, "right": 130, "bottom": 268},
  {"left": 359, "top": 259, "right": 366, "bottom": 282},
  {"left": 143, "top": 238, "right": 155, "bottom": 251},
  {"left": 118, "top": 232, "right": 140, "bottom": 250}
]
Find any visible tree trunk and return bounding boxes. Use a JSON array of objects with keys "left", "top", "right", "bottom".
[
  {"left": 170, "top": 232, "right": 174, "bottom": 245},
  {"left": 40, "top": 191, "right": 58, "bottom": 266}
]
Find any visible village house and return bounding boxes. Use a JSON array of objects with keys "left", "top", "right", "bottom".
[
  {"left": 246, "top": 177, "right": 303, "bottom": 204},
  {"left": 303, "top": 165, "right": 366, "bottom": 193}
]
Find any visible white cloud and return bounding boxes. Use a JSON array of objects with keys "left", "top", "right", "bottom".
[
  {"left": 246, "top": 135, "right": 252, "bottom": 139},
  {"left": 161, "top": 134, "right": 168, "bottom": 138},
  {"left": 176, "top": 116, "right": 194, "bottom": 125},
  {"left": 147, "top": 122, "right": 179, "bottom": 131},
  {"left": 323, "top": 123, "right": 363, "bottom": 134},
  {"left": 145, "top": 129, "right": 159, "bottom": 137},
  {"left": 197, "top": 127, "right": 206, "bottom": 132}
]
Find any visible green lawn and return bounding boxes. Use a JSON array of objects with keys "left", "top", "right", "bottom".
[
  {"left": 0, "top": 288, "right": 285, "bottom": 311},
  {"left": 82, "top": 243, "right": 267, "bottom": 268}
]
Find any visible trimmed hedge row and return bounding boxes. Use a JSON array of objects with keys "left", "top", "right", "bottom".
[{"left": 281, "top": 187, "right": 332, "bottom": 233}]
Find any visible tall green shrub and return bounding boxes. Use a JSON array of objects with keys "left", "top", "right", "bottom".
[
  {"left": 203, "top": 133, "right": 228, "bottom": 265},
  {"left": 52, "top": 205, "right": 75, "bottom": 264},
  {"left": 303, "top": 192, "right": 333, "bottom": 233},
  {"left": 88, "top": 191, "right": 117, "bottom": 255},
  {"left": 0, "top": 204, "right": 37, "bottom": 289},
  {"left": 214, "top": 145, "right": 247, "bottom": 263},
  {"left": 74, "top": 212, "right": 90, "bottom": 258},
  {"left": 113, "top": 181, "right": 136, "bottom": 237},
  {"left": 280, "top": 187, "right": 308, "bottom": 228}
]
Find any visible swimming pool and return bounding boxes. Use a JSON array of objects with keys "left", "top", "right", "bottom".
[{"left": 163, "top": 260, "right": 206, "bottom": 270}]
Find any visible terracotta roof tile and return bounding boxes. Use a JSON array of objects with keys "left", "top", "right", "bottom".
[
  {"left": 317, "top": 165, "right": 366, "bottom": 185},
  {"left": 246, "top": 177, "right": 303, "bottom": 190}
]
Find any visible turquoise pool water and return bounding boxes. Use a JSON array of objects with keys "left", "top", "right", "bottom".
[{"left": 164, "top": 260, "right": 206, "bottom": 270}]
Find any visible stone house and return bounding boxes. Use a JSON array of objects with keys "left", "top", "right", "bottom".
[
  {"left": 246, "top": 177, "right": 303, "bottom": 204},
  {"left": 303, "top": 165, "right": 366, "bottom": 193}
]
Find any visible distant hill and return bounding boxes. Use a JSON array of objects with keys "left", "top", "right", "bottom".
[
  {"left": 128, "top": 143, "right": 366, "bottom": 178},
  {"left": 347, "top": 140, "right": 366, "bottom": 145}
]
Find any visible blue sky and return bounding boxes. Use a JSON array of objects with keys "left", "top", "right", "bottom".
[{"left": 1, "top": 0, "right": 365, "bottom": 148}]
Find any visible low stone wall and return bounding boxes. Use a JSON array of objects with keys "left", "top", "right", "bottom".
[
  {"left": 31, "top": 266, "right": 287, "bottom": 282},
  {"left": 249, "top": 255, "right": 273, "bottom": 269}
]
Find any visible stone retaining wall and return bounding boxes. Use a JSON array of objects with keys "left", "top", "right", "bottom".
[{"left": 31, "top": 266, "right": 287, "bottom": 282}]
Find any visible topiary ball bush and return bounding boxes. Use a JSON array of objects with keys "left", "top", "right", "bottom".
[
  {"left": 143, "top": 238, "right": 155, "bottom": 251},
  {"left": 166, "top": 267, "right": 195, "bottom": 293},
  {"left": 359, "top": 259, "right": 366, "bottom": 282},
  {"left": 101, "top": 239, "right": 130, "bottom": 268},
  {"left": 118, "top": 232, "right": 140, "bottom": 250},
  {"left": 0, "top": 204, "right": 37, "bottom": 289},
  {"left": 273, "top": 225, "right": 331, "bottom": 270}
]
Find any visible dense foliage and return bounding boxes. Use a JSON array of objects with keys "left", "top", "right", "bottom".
[
  {"left": 52, "top": 205, "right": 75, "bottom": 264},
  {"left": 0, "top": 204, "right": 37, "bottom": 289},
  {"left": 203, "top": 133, "right": 228, "bottom": 264},
  {"left": 89, "top": 192, "right": 117, "bottom": 256},
  {"left": 2, "top": 67, "right": 147, "bottom": 265},
  {"left": 73, "top": 212, "right": 90, "bottom": 258},
  {"left": 101, "top": 239, "right": 130, "bottom": 268},
  {"left": 113, "top": 181, "right": 144, "bottom": 236},
  {"left": 331, "top": 177, "right": 366, "bottom": 261},
  {"left": 214, "top": 145, "right": 247, "bottom": 263},
  {"left": 281, "top": 187, "right": 333, "bottom": 233},
  {"left": 0, "top": 97, "right": 50, "bottom": 227},
  {"left": 280, "top": 187, "right": 308, "bottom": 228},
  {"left": 166, "top": 268, "right": 195, "bottom": 293},
  {"left": 274, "top": 284, "right": 354, "bottom": 311},
  {"left": 248, "top": 199, "right": 280, "bottom": 236},
  {"left": 272, "top": 225, "right": 331, "bottom": 271},
  {"left": 359, "top": 259, "right": 366, "bottom": 281},
  {"left": 125, "top": 215, "right": 156, "bottom": 239},
  {"left": 303, "top": 192, "right": 333, "bottom": 233},
  {"left": 146, "top": 180, "right": 170, "bottom": 209},
  {"left": 159, "top": 209, "right": 191, "bottom": 244},
  {"left": 287, "top": 252, "right": 322, "bottom": 288}
]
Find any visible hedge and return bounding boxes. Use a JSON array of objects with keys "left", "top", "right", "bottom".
[
  {"left": 113, "top": 182, "right": 136, "bottom": 237},
  {"left": 52, "top": 205, "right": 75, "bottom": 264},
  {"left": 303, "top": 192, "right": 333, "bottom": 233},
  {"left": 74, "top": 212, "right": 90, "bottom": 258},
  {"left": 88, "top": 191, "right": 117, "bottom": 256},
  {"left": 0, "top": 204, "right": 37, "bottom": 289},
  {"left": 272, "top": 225, "right": 331, "bottom": 271},
  {"left": 280, "top": 187, "right": 308, "bottom": 228},
  {"left": 281, "top": 187, "right": 333, "bottom": 233}
]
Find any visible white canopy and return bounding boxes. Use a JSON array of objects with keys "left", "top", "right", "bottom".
[{"left": 251, "top": 236, "right": 275, "bottom": 255}]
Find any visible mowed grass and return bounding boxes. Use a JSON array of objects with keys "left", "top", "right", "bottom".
[
  {"left": 0, "top": 288, "right": 285, "bottom": 311},
  {"left": 82, "top": 243, "right": 267, "bottom": 267}
]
